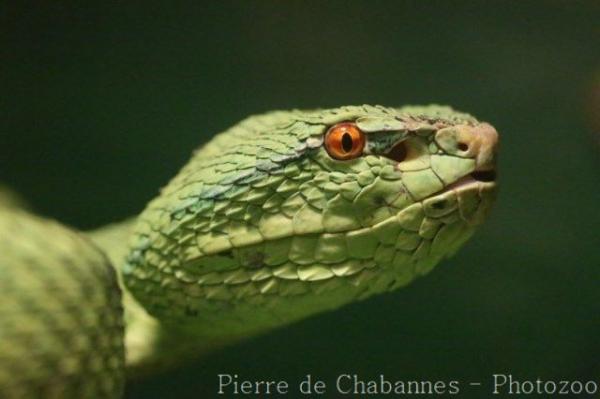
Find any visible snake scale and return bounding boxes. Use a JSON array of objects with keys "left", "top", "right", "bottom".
[{"left": 0, "top": 105, "right": 498, "bottom": 398}]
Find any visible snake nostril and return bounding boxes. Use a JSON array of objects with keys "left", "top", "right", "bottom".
[
  {"left": 471, "top": 170, "right": 496, "bottom": 182},
  {"left": 457, "top": 142, "right": 469, "bottom": 151}
]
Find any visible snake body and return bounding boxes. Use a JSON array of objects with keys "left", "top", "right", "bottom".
[{"left": 0, "top": 105, "right": 498, "bottom": 398}]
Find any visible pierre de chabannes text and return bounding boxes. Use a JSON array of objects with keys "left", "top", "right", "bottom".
[{"left": 217, "top": 374, "right": 599, "bottom": 396}]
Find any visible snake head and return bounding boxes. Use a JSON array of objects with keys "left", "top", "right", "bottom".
[
  {"left": 307, "top": 106, "right": 498, "bottom": 231},
  {"left": 123, "top": 105, "right": 498, "bottom": 337}
]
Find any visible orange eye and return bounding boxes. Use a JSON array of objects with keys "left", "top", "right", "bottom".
[{"left": 324, "top": 123, "right": 365, "bottom": 160}]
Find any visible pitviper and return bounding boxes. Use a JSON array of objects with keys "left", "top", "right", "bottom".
[{"left": 0, "top": 105, "right": 498, "bottom": 398}]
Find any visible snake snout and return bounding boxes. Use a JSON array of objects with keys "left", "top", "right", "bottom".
[
  {"left": 435, "top": 122, "right": 499, "bottom": 175},
  {"left": 471, "top": 122, "right": 499, "bottom": 172}
]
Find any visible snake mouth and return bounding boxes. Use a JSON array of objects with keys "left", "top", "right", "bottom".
[
  {"left": 471, "top": 170, "right": 496, "bottom": 182},
  {"left": 435, "top": 169, "right": 497, "bottom": 196}
]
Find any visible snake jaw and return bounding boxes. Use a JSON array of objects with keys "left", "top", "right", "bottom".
[
  {"left": 414, "top": 120, "right": 498, "bottom": 226},
  {"left": 425, "top": 150, "right": 498, "bottom": 227},
  {"left": 425, "top": 177, "right": 497, "bottom": 227}
]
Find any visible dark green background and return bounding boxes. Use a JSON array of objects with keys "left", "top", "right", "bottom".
[{"left": 1, "top": 2, "right": 599, "bottom": 398}]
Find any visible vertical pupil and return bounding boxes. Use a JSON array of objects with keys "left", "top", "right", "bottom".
[{"left": 341, "top": 132, "right": 353, "bottom": 153}]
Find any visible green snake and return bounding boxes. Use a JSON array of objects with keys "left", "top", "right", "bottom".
[{"left": 0, "top": 104, "right": 498, "bottom": 398}]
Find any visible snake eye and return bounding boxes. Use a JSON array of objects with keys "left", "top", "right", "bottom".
[{"left": 324, "top": 123, "right": 365, "bottom": 160}]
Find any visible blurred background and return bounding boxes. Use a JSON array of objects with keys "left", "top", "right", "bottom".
[{"left": 1, "top": 2, "right": 599, "bottom": 397}]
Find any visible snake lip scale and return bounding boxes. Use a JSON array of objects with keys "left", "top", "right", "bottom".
[{"left": 436, "top": 172, "right": 496, "bottom": 194}]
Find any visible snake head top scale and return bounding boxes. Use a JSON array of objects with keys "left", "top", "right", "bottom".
[{"left": 123, "top": 105, "right": 498, "bottom": 338}]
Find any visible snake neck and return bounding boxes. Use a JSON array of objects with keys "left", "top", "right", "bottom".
[
  {"left": 88, "top": 218, "right": 137, "bottom": 267},
  {"left": 87, "top": 220, "right": 155, "bottom": 371},
  {"left": 89, "top": 218, "right": 262, "bottom": 377},
  {"left": 88, "top": 219, "right": 198, "bottom": 376}
]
